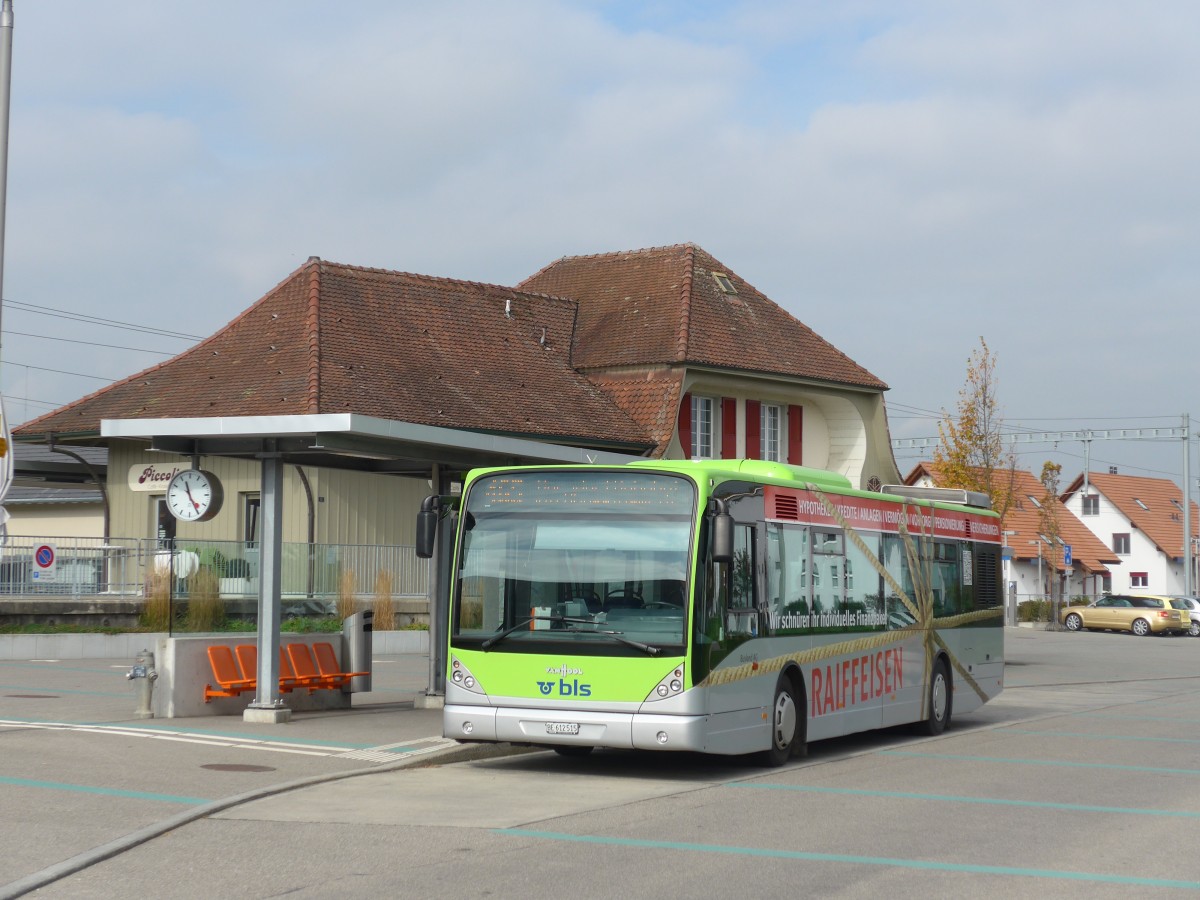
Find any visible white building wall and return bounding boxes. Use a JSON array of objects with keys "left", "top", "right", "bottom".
[
  {"left": 4, "top": 505, "right": 104, "bottom": 539},
  {"left": 1064, "top": 487, "right": 1187, "bottom": 595}
]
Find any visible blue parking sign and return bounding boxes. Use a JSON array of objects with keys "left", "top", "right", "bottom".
[{"left": 1063, "top": 544, "right": 1072, "bottom": 566}]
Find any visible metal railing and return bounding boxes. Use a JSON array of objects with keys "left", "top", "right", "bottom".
[{"left": 0, "top": 536, "right": 428, "bottom": 601}]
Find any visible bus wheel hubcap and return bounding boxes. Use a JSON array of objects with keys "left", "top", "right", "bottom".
[{"left": 774, "top": 691, "right": 796, "bottom": 749}]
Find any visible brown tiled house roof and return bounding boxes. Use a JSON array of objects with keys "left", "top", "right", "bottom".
[
  {"left": 14, "top": 260, "right": 653, "bottom": 452},
  {"left": 520, "top": 243, "right": 888, "bottom": 389},
  {"left": 1063, "top": 472, "right": 1199, "bottom": 558}
]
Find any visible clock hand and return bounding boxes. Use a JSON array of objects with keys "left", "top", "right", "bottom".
[{"left": 184, "top": 483, "right": 201, "bottom": 511}]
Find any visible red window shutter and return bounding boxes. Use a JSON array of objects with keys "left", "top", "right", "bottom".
[
  {"left": 678, "top": 392, "right": 692, "bottom": 457},
  {"left": 787, "top": 404, "right": 803, "bottom": 465},
  {"left": 721, "top": 397, "right": 737, "bottom": 459},
  {"left": 745, "top": 400, "right": 761, "bottom": 460}
]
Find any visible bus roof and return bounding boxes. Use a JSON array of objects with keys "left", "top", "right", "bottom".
[{"left": 461, "top": 458, "right": 995, "bottom": 514}]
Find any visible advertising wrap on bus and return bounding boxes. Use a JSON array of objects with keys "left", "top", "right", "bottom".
[{"left": 420, "top": 459, "right": 1003, "bottom": 766}]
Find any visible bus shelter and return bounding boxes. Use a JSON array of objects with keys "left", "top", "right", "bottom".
[{"left": 101, "top": 413, "right": 643, "bottom": 723}]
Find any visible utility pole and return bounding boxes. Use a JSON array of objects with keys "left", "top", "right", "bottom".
[
  {"left": 1184, "top": 414, "right": 1193, "bottom": 595},
  {"left": 0, "top": 0, "right": 12, "bottom": 362},
  {"left": 0, "top": 1, "right": 14, "bottom": 535}
]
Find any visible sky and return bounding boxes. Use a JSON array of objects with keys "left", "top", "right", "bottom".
[{"left": 2, "top": 1, "right": 1198, "bottom": 493}]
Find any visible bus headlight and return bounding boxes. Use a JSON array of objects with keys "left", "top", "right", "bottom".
[
  {"left": 450, "top": 657, "right": 486, "bottom": 695},
  {"left": 645, "top": 665, "right": 687, "bottom": 702}
]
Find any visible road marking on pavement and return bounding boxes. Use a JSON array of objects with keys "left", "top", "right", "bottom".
[
  {"left": 497, "top": 829, "right": 1200, "bottom": 890},
  {"left": 337, "top": 737, "right": 458, "bottom": 762},
  {"left": 885, "top": 749, "right": 1200, "bottom": 775},
  {"left": 0, "top": 718, "right": 450, "bottom": 761},
  {"left": 1011, "top": 728, "right": 1200, "bottom": 745},
  {"left": 730, "top": 783, "right": 1200, "bottom": 818},
  {"left": 0, "top": 774, "right": 209, "bottom": 805}
]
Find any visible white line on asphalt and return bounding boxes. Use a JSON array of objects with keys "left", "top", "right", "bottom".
[{"left": 0, "top": 720, "right": 424, "bottom": 763}]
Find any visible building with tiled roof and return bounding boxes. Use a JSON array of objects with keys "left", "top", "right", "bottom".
[
  {"left": 16, "top": 261, "right": 652, "bottom": 454},
  {"left": 1061, "top": 471, "right": 1199, "bottom": 595},
  {"left": 521, "top": 244, "right": 897, "bottom": 487},
  {"left": 12, "top": 246, "right": 901, "bottom": 565},
  {"left": 906, "top": 463, "right": 1119, "bottom": 607}
]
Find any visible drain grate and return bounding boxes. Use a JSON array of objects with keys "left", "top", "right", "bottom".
[{"left": 201, "top": 763, "right": 276, "bottom": 772}]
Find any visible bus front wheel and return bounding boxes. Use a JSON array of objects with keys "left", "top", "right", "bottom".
[
  {"left": 920, "top": 658, "right": 952, "bottom": 736},
  {"left": 758, "top": 676, "right": 804, "bottom": 767}
]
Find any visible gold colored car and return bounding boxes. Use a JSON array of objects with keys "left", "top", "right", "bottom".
[{"left": 1061, "top": 594, "right": 1184, "bottom": 636}]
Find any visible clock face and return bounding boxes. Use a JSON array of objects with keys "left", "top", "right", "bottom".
[{"left": 166, "top": 469, "right": 224, "bottom": 522}]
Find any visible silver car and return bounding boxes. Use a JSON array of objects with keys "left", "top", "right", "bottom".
[{"left": 1169, "top": 596, "right": 1200, "bottom": 636}]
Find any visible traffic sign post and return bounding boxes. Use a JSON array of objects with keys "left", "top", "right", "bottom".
[{"left": 32, "top": 543, "right": 57, "bottom": 583}]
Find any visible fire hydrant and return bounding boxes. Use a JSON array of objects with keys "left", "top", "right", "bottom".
[{"left": 126, "top": 648, "right": 158, "bottom": 719}]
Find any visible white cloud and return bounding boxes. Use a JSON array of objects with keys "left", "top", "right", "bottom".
[{"left": 3, "top": 1, "right": 1198, "bottom": 480}]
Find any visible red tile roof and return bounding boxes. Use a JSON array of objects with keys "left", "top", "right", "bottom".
[
  {"left": 1063, "top": 472, "right": 1199, "bottom": 558},
  {"left": 584, "top": 369, "right": 686, "bottom": 457},
  {"left": 520, "top": 244, "right": 888, "bottom": 389},
  {"left": 14, "top": 260, "right": 654, "bottom": 451}
]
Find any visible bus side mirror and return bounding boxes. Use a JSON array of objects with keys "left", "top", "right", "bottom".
[
  {"left": 415, "top": 496, "right": 439, "bottom": 559},
  {"left": 711, "top": 501, "right": 733, "bottom": 563}
]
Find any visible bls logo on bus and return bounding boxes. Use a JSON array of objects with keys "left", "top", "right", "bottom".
[{"left": 537, "top": 678, "right": 592, "bottom": 697}]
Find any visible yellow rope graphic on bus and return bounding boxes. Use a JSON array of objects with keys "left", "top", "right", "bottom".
[{"left": 697, "top": 484, "right": 1002, "bottom": 711}]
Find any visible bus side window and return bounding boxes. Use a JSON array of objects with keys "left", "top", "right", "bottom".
[{"left": 727, "top": 525, "right": 758, "bottom": 637}]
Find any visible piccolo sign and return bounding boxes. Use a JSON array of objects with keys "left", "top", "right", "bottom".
[{"left": 128, "top": 463, "right": 184, "bottom": 492}]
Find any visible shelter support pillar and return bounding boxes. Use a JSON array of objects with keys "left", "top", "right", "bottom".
[
  {"left": 415, "top": 463, "right": 448, "bottom": 709},
  {"left": 245, "top": 451, "right": 291, "bottom": 724}
]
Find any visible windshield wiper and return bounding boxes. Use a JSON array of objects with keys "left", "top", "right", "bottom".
[
  {"left": 479, "top": 615, "right": 661, "bottom": 655},
  {"left": 564, "top": 625, "right": 661, "bottom": 656},
  {"left": 480, "top": 614, "right": 595, "bottom": 650}
]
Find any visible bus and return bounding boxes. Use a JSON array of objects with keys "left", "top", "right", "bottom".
[{"left": 416, "top": 458, "right": 1003, "bottom": 765}]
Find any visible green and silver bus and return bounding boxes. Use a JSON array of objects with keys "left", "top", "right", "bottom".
[{"left": 416, "top": 459, "right": 1003, "bottom": 765}]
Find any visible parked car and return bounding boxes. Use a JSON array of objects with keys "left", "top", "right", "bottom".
[
  {"left": 1169, "top": 596, "right": 1200, "bottom": 636},
  {"left": 1061, "top": 594, "right": 1185, "bottom": 636}
]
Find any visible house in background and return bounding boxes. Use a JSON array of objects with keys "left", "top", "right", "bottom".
[
  {"left": 904, "top": 463, "right": 1118, "bottom": 613},
  {"left": 1061, "top": 471, "right": 1199, "bottom": 596},
  {"left": 520, "top": 244, "right": 898, "bottom": 489},
  {"left": 2, "top": 443, "right": 106, "bottom": 540},
  {"left": 11, "top": 244, "right": 900, "bottom": 603}
]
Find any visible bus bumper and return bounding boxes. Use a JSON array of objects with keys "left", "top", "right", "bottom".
[{"left": 444, "top": 704, "right": 709, "bottom": 753}]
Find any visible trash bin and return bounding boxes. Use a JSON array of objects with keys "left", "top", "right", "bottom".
[{"left": 341, "top": 610, "right": 373, "bottom": 693}]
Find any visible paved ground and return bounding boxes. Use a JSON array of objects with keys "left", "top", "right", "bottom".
[
  {"left": 0, "top": 649, "right": 517, "bottom": 897},
  {"left": 3, "top": 626, "right": 1200, "bottom": 898}
]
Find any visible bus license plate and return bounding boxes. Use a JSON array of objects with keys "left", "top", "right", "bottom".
[{"left": 546, "top": 722, "right": 580, "bottom": 735}]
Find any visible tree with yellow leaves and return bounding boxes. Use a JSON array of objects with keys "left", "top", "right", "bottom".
[{"left": 931, "top": 338, "right": 1017, "bottom": 525}]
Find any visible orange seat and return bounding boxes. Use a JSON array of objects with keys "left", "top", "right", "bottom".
[
  {"left": 236, "top": 643, "right": 307, "bottom": 693},
  {"left": 204, "top": 645, "right": 256, "bottom": 702},
  {"left": 287, "top": 643, "right": 340, "bottom": 690},
  {"left": 312, "top": 641, "right": 369, "bottom": 689}
]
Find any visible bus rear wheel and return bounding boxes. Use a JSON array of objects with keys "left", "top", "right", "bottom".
[
  {"left": 757, "top": 676, "right": 804, "bottom": 767},
  {"left": 919, "top": 658, "right": 952, "bottom": 736}
]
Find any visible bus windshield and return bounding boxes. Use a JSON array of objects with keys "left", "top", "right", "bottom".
[{"left": 452, "top": 470, "right": 696, "bottom": 655}]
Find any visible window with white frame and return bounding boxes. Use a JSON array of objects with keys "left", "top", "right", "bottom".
[
  {"left": 761, "top": 404, "right": 781, "bottom": 461},
  {"left": 1113, "top": 533, "right": 1131, "bottom": 555},
  {"left": 691, "top": 395, "right": 714, "bottom": 459},
  {"left": 1130, "top": 572, "right": 1148, "bottom": 588},
  {"left": 1081, "top": 494, "right": 1099, "bottom": 516}
]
